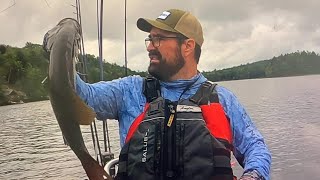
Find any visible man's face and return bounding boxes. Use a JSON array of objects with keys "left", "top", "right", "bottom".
[{"left": 146, "top": 27, "right": 185, "bottom": 81}]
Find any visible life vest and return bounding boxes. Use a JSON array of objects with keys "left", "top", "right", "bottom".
[{"left": 117, "top": 77, "right": 234, "bottom": 180}]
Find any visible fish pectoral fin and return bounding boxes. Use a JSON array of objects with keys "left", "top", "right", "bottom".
[{"left": 70, "top": 90, "right": 96, "bottom": 125}]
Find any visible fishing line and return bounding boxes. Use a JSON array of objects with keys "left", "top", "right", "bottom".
[
  {"left": 43, "top": 0, "right": 51, "bottom": 8},
  {"left": 0, "top": 0, "right": 16, "bottom": 14}
]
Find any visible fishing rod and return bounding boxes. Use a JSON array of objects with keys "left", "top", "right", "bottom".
[
  {"left": 96, "top": 0, "right": 114, "bottom": 165},
  {"left": 79, "top": 0, "right": 105, "bottom": 166},
  {"left": 124, "top": 0, "right": 128, "bottom": 76},
  {"left": 77, "top": 0, "right": 104, "bottom": 166},
  {"left": 97, "top": 0, "right": 104, "bottom": 80}
]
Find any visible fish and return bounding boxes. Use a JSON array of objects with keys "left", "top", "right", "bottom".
[{"left": 43, "top": 18, "right": 113, "bottom": 180}]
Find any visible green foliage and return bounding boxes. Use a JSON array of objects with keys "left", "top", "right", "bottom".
[
  {"left": 0, "top": 44, "right": 6, "bottom": 54},
  {"left": 0, "top": 43, "right": 147, "bottom": 105},
  {"left": 203, "top": 51, "right": 320, "bottom": 82},
  {"left": 0, "top": 79, "right": 7, "bottom": 105},
  {"left": 78, "top": 54, "right": 147, "bottom": 83},
  {"left": 15, "top": 66, "right": 48, "bottom": 102}
]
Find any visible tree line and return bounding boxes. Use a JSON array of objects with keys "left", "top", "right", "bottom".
[
  {"left": 0, "top": 42, "right": 319, "bottom": 105},
  {"left": 203, "top": 51, "right": 320, "bottom": 82}
]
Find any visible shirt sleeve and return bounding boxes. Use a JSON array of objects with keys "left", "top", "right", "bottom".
[
  {"left": 216, "top": 86, "right": 272, "bottom": 180},
  {"left": 75, "top": 74, "right": 143, "bottom": 121}
]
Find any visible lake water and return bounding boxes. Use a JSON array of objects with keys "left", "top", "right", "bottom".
[{"left": 1, "top": 75, "right": 320, "bottom": 180}]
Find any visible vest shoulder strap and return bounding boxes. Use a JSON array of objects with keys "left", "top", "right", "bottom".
[
  {"left": 190, "top": 81, "right": 219, "bottom": 105},
  {"left": 143, "top": 76, "right": 161, "bottom": 103}
]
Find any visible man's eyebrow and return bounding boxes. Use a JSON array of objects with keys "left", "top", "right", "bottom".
[{"left": 148, "top": 34, "right": 166, "bottom": 38}]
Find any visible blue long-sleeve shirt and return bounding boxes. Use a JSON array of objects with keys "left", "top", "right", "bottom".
[{"left": 76, "top": 73, "right": 271, "bottom": 180}]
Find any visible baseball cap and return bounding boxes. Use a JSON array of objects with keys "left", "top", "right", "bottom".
[{"left": 137, "top": 9, "right": 204, "bottom": 47}]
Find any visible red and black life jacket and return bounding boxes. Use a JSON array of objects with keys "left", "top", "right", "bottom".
[{"left": 117, "top": 77, "right": 234, "bottom": 180}]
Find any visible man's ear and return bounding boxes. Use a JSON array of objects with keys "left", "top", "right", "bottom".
[{"left": 182, "top": 39, "right": 196, "bottom": 57}]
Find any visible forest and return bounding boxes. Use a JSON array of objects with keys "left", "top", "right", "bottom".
[{"left": 203, "top": 51, "right": 320, "bottom": 82}]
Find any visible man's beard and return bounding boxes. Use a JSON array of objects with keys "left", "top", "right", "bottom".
[{"left": 148, "top": 48, "right": 185, "bottom": 81}]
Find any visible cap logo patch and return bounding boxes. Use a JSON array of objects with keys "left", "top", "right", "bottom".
[{"left": 157, "top": 11, "right": 171, "bottom": 20}]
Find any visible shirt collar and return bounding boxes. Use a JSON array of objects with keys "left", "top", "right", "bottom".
[{"left": 159, "top": 73, "right": 207, "bottom": 90}]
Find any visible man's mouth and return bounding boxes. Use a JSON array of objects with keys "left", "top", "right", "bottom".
[
  {"left": 149, "top": 55, "right": 160, "bottom": 63},
  {"left": 149, "top": 51, "right": 161, "bottom": 64}
]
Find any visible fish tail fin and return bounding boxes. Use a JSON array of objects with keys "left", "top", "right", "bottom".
[{"left": 80, "top": 152, "right": 113, "bottom": 180}]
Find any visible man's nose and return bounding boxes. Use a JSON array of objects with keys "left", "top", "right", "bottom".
[{"left": 146, "top": 42, "right": 156, "bottom": 52}]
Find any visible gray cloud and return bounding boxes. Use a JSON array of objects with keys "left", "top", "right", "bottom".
[{"left": 1, "top": 0, "right": 319, "bottom": 71}]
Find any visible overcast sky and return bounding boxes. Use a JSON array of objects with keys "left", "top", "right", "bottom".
[{"left": 1, "top": 0, "right": 319, "bottom": 71}]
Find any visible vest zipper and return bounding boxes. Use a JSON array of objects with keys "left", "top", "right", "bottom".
[
  {"left": 164, "top": 102, "right": 177, "bottom": 179},
  {"left": 167, "top": 104, "right": 175, "bottom": 127}
]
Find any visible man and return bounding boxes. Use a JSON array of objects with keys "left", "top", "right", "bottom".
[{"left": 76, "top": 9, "right": 271, "bottom": 180}]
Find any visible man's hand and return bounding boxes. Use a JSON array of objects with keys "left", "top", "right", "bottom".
[{"left": 239, "top": 170, "right": 264, "bottom": 180}]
